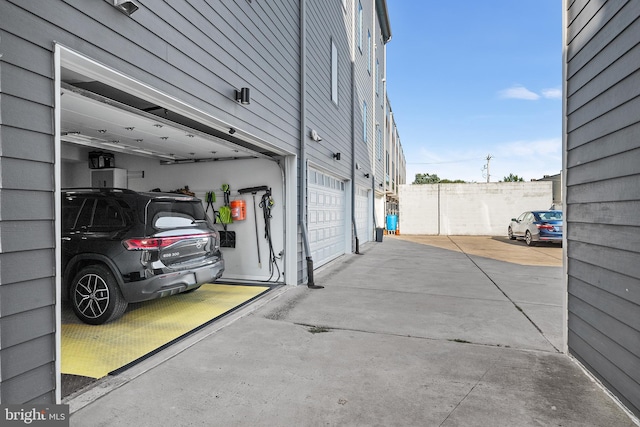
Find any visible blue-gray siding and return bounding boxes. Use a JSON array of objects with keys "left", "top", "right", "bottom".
[
  {"left": 1, "top": 0, "right": 302, "bottom": 403},
  {"left": 305, "top": 0, "right": 352, "bottom": 178},
  {"left": 565, "top": 0, "right": 640, "bottom": 417}
]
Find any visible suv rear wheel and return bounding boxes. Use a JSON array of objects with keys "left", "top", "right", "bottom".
[{"left": 71, "top": 265, "right": 128, "bottom": 325}]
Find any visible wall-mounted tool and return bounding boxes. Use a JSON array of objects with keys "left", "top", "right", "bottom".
[
  {"left": 238, "top": 186, "right": 270, "bottom": 269},
  {"left": 215, "top": 185, "right": 235, "bottom": 248}
]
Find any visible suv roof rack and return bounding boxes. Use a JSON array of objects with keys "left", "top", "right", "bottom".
[{"left": 62, "top": 187, "right": 138, "bottom": 194}]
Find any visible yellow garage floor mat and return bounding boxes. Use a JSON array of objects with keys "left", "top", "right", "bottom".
[{"left": 61, "top": 283, "right": 269, "bottom": 379}]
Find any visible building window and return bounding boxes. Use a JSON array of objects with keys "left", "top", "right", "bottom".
[
  {"left": 376, "top": 126, "right": 382, "bottom": 161},
  {"left": 363, "top": 101, "right": 367, "bottom": 143},
  {"left": 386, "top": 150, "right": 389, "bottom": 174},
  {"left": 357, "top": 1, "right": 363, "bottom": 52},
  {"left": 331, "top": 40, "right": 338, "bottom": 105},
  {"left": 367, "top": 31, "right": 372, "bottom": 74},
  {"left": 375, "top": 59, "right": 380, "bottom": 95}
]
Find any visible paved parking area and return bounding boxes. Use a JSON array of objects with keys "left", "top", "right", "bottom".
[{"left": 395, "top": 234, "right": 563, "bottom": 267}]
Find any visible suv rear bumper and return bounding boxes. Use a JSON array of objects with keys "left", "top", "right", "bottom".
[{"left": 121, "top": 258, "right": 225, "bottom": 303}]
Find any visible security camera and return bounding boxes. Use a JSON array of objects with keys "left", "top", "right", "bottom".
[
  {"left": 229, "top": 128, "right": 236, "bottom": 135},
  {"left": 110, "top": 0, "right": 139, "bottom": 15}
]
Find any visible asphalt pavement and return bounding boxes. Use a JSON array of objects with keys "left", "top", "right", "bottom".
[{"left": 67, "top": 236, "right": 637, "bottom": 426}]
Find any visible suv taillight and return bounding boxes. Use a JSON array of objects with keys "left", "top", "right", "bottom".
[{"left": 123, "top": 233, "right": 216, "bottom": 250}]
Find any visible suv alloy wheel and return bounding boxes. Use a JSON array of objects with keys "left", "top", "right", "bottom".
[{"left": 71, "top": 264, "right": 128, "bottom": 325}]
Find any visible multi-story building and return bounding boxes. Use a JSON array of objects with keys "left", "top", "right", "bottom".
[{"left": 0, "top": 0, "right": 403, "bottom": 403}]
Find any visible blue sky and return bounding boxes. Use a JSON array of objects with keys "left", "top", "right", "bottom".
[{"left": 385, "top": 1, "right": 562, "bottom": 183}]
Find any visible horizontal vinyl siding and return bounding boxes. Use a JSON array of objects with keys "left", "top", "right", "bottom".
[
  {"left": 353, "top": 0, "right": 374, "bottom": 184},
  {"left": 566, "top": 146, "right": 640, "bottom": 186},
  {"left": 565, "top": 0, "right": 640, "bottom": 417},
  {"left": 2, "top": 0, "right": 302, "bottom": 402},
  {"left": 569, "top": 327, "right": 639, "bottom": 415},
  {"left": 1, "top": 364, "right": 56, "bottom": 405},
  {"left": 567, "top": 200, "right": 640, "bottom": 226},
  {"left": 305, "top": 1, "right": 352, "bottom": 171},
  {"left": 1, "top": 11, "right": 57, "bottom": 402},
  {"left": 566, "top": 122, "right": 640, "bottom": 169},
  {"left": 2, "top": 0, "right": 301, "bottom": 154},
  {"left": 566, "top": 0, "right": 628, "bottom": 79}
]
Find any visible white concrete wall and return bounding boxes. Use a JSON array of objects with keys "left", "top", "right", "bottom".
[
  {"left": 399, "top": 182, "right": 553, "bottom": 236},
  {"left": 398, "top": 185, "right": 440, "bottom": 234}
]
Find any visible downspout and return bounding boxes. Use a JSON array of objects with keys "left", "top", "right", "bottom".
[
  {"left": 351, "top": 59, "right": 359, "bottom": 254},
  {"left": 350, "top": 2, "right": 359, "bottom": 255},
  {"left": 299, "top": 0, "right": 323, "bottom": 289},
  {"left": 378, "top": 38, "right": 388, "bottom": 233}
]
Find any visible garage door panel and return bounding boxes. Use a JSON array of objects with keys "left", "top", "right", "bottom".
[
  {"left": 309, "top": 168, "right": 346, "bottom": 267},
  {"left": 355, "top": 186, "right": 371, "bottom": 244}
]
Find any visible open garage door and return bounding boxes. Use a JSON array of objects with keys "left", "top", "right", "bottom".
[
  {"left": 59, "top": 79, "right": 290, "bottom": 285},
  {"left": 56, "top": 49, "right": 298, "bottom": 396},
  {"left": 308, "top": 168, "right": 347, "bottom": 267}
]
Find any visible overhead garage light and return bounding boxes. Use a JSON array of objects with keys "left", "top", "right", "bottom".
[
  {"left": 101, "top": 142, "right": 124, "bottom": 149},
  {"left": 132, "top": 148, "right": 154, "bottom": 156},
  {"left": 61, "top": 133, "right": 95, "bottom": 146}
]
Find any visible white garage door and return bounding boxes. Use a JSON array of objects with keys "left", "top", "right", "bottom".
[
  {"left": 308, "top": 168, "right": 346, "bottom": 267},
  {"left": 355, "top": 186, "right": 371, "bottom": 243}
]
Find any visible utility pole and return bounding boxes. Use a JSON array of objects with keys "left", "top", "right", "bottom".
[{"left": 482, "top": 154, "right": 493, "bottom": 183}]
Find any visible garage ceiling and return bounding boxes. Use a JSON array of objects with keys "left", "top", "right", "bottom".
[{"left": 60, "top": 84, "right": 266, "bottom": 163}]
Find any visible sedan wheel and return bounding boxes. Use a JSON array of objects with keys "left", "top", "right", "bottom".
[
  {"left": 71, "top": 265, "right": 128, "bottom": 325},
  {"left": 508, "top": 227, "right": 516, "bottom": 240},
  {"left": 525, "top": 230, "right": 536, "bottom": 247}
]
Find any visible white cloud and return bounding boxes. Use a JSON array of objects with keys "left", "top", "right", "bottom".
[
  {"left": 542, "top": 88, "right": 562, "bottom": 99},
  {"left": 498, "top": 85, "right": 540, "bottom": 100}
]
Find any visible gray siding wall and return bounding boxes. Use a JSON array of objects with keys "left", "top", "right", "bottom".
[
  {"left": 372, "top": 11, "right": 386, "bottom": 192},
  {"left": 352, "top": 0, "right": 377, "bottom": 242},
  {"left": 305, "top": 2, "right": 352, "bottom": 177},
  {"left": 565, "top": 0, "right": 640, "bottom": 417},
  {"left": 353, "top": 0, "right": 375, "bottom": 193},
  {"left": 304, "top": 0, "right": 379, "bottom": 247},
  {"left": 1, "top": 0, "right": 301, "bottom": 403},
  {"left": 1, "top": 26, "right": 58, "bottom": 403}
]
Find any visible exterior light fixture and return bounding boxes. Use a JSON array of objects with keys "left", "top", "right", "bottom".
[
  {"left": 333, "top": 152, "right": 341, "bottom": 160},
  {"left": 108, "top": 0, "right": 140, "bottom": 15},
  {"left": 310, "top": 129, "right": 322, "bottom": 141},
  {"left": 235, "top": 87, "right": 250, "bottom": 104},
  {"left": 364, "top": 173, "right": 370, "bottom": 178},
  {"left": 229, "top": 128, "right": 236, "bottom": 135}
]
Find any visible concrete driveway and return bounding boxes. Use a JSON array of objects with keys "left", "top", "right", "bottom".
[{"left": 69, "top": 236, "right": 636, "bottom": 426}]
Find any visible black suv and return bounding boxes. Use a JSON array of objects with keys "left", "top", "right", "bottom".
[{"left": 62, "top": 188, "right": 224, "bottom": 325}]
